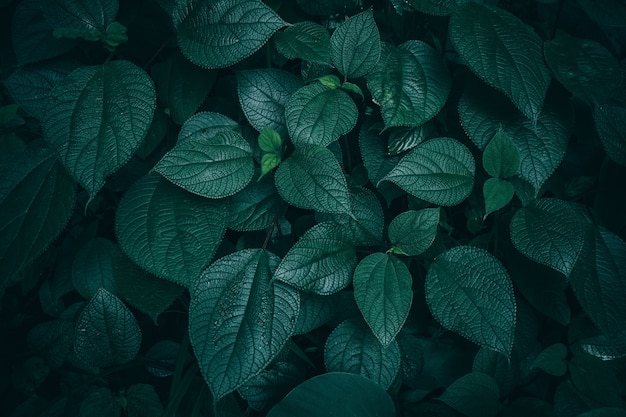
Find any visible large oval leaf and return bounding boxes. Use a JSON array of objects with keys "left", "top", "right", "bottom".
[
  {"left": 330, "top": 9, "right": 381, "bottom": 79},
  {"left": 388, "top": 208, "right": 439, "bottom": 256},
  {"left": 510, "top": 198, "right": 585, "bottom": 277},
  {"left": 74, "top": 288, "right": 141, "bottom": 370},
  {"left": 237, "top": 69, "right": 303, "bottom": 137},
  {"left": 275, "top": 145, "right": 351, "bottom": 214},
  {"left": 367, "top": 41, "right": 450, "bottom": 128},
  {"left": 450, "top": 3, "right": 550, "bottom": 122},
  {"left": 189, "top": 249, "right": 299, "bottom": 400},
  {"left": 324, "top": 319, "right": 401, "bottom": 389},
  {"left": 173, "top": 0, "right": 286, "bottom": 68},
  {"left": 115, "top": 173, "right": 227, "bottom": 288},
  {"left": 425, "top": 246, "right": 516, "bottom": 358},
  {"left": 155, "top": 129, "right": 254, "bottom": 199},
  {"left": 353, "top": 253, "right": 413, "bottom": 346},
  {"left": 273, "top": 21, "right": 331, "bottom": 65},
  {"left": 273, "top": 223, "right": 357, "bottom": 295},
  {"left": 0, "top": 143, "right": 75, "bottom": 287},
  {"left": 594, "top": 104, "right": 626, "bottom": 166},
  {"left": 285, "top": 82, "right": 357, "bottom": 147},
  {"left": 267, "top": 372, "right": 395, "bottom": 417},
  {"left": 42, "top": 60, "right": 156, "bottom": 201},
  {"left": 381, "top": 138, "right": 475, "bottom": 206}
]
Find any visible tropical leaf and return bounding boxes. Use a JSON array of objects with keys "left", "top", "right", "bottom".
[
  {"left": 274, "top": 21, "right": 331, "bottom": 65},
  {"left": 330, "top": 9, "right": 381, "bottom": 79},
  {"left": 388, "top": 208, "right": 439, "bottom": 256}
]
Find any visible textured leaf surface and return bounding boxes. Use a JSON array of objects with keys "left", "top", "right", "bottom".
[
  {"left": 42, "top": 0, "right": 118, "bottom": 36},
  {"left": 115, "top": 173, "right": 227, "bottom": 288},
  {"left": 387, "top": 124, "right": 433, "bottom": 156},
  {"left": 570, "top": 226, "right": 626, "bottom": 336},
  {"left": 450, "top": 3, "right": 550, "bottom": 121},
  {"left": 285, "top": 82, "right": 357, "bottom": 147},
  {"left": 594, "top": 104, "right": 626, "bottom": 166},
  {"left": 0, "top": 143, "right": 75, "bottom": 286},
  {"left": 388, "top": 209, "right": 439, "bottom": 256},
  {"left": 382, "top": 138, "right": 475, "bottom": 206},
  {"left": 359, "top": 121, "right": 400, "bottom": 184},
  {"left": 267, "top": 372, "right": 395, "bottom": 417},
  {"left": 294, "top": 293, "right": 338, "bottom": 335},
  {"left": 178, "top": 111, "right": 239, "bottom": 143},
  {"left": 367, "top": 41, "right": 450, "bottom": 128},
  {"left": 189, "top": 249, "right": 299, "bottom": 400},
  {"left": 544, "top": 31, "right": 621, "bottom": 103},
  {"left": 72, "top": 238, "right": 120, "bottom": 299},
  {"left": 439, "top": 372, "right": 500, "bottom": 417},
  {"left": 274, "top": 21, "right": 331, "bottom": 65},
  {"left": 325, "top": 319, "right": 401, "bottom": 389},
  {"left": 237, "top": 69, "right": 303, "bottom": 138},
  {"left": 426, "top": 246, "right": 516, "bottom": 358},
  {"left": 155, "top": 129, "right": 254, "bottom": 198},
  {"left": 483, "top": 129, "right": 520, "bottom": 178},
  {"left": 173, "top": 0, "right": 286, "bottom": 68},
  {"left": 274, "top": 223, "right": 357, "bottom": 294},
  {"left": 275, "top": 145, "right": 351, "bottom": 214},
  {"left": 330, "top": 9, "right": 381, "bottom": 79},
  {"left": 353, "top": 253, "right": 412, "bottom": 346},
  {"left": 580, "top": 332, "right": 626, "bottom": 361},
  {"left": 74, "top": 288, "right": 141, "bottom": 369},
  {"left": 42, "top": 60, "right": 156, "bottom": 200},
  {"left": 483, "top": 178, "right": 515, "bottom": 217},
  {"left": 510, "top": 198, "right": 585, "bottom": 277},
  {"left": 228, "top": 179, "right": 286, "bottom": 232}
]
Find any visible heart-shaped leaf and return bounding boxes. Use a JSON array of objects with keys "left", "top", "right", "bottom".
[
  {"left": 483, "top": 129, "right": 520, "bottom": 179},
  {"left": 330, "top": 9, "right": 381, "bottom": 79},
  {"left": 189, "top": 249, "right": 299, "bottom": 400},
  {"left": 274, "top": 21, "right": 331, "bottom": 65},
  {"left": 426, "top": 246, "right": 516, "bottom": 358}
]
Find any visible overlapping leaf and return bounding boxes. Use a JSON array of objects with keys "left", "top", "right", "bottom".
[
  {"left": 42, "top": 60, "right": 156, "bottom": 201},
  {"left": 294, "top": 293, "right": 338, "bottom": 335},
  {"left": 450, "top": 3, "right": 551, "bottom": 122},
  {"left": 425, "top": 246, "right": 516, "bottom": 358},
  {"left": 189, "top": 249, "right": 299, "bottom": 400},
  {"left": 72, "top": 238, "right": 120, "bottom": 299},
  {"left": 274, "top": 22, "right": 331, "bottom": 65},
  {"left": 439, "top": 372, "right": 500, "bottom": 417},
  {"left": 388, "top": 208, "right": 439, "bottom": 256},
  {"left": 594, "top": 104, "right": 626, "bottom": 166},
  {"left": 178, "top": 111, "right": 239, "bottom": 142},
  {"left": 173, "top": 0, "right": 286, "bottom": 68},
  {"left": 115, "top": 173, "right": 227, "bottom": 288},
  {"left": 42, "top": 0, "right": 118, "bottom": 38},
  {"left": 407, "top": 0, "right": 469, "bottom": 16},
  {"left": 228, "top": 179, "right": 287, "bottom": 232},
  {"left": 330, "top": 9, "right": 381, "bottom": 79}
]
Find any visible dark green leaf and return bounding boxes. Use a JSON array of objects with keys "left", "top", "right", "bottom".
[
  {"left": 325, "top": 319, "right": 401, "bottom": 389},
  {"left": 382, "top": 138, "right": 475, "bottom": 206},
  {"left": 353, "top": 253, "right": 412, "bottom": 346},
  {"left": 275, "top": 145, "right": 351, "bottom": 214},
  {"left": 483, "top": 178, "right": 515, "bottom": 217},
  {"left": 274, "top": 223, "right": 357, "bottom": 294},
  {"left": 79, "top": 387, "right": 120, "bottom": 417},
  {"left": 579, "top": 331, "right": 626, "bottom": 361},
  {"left": 228, "top": 179, "right": 286, "bottom": 232},
  {"left": 367, "top": 41, "right": 450, "bottom": 128},
  {"left": 285, "top": 82, "right": 357, "bottom": 147},
  {"left": 155, "top": 129, "right": 254, "bottom": 198},
  {"left": 359, "top": 120, "right": 401, "bottom": 184},
  {"left": 450, "top": 3, "right": 551, "bottom": 122},
  {"left": 173, "top": 0, "right": 286, "bottom": 68},
  {"left": 578, "top": 409, "right": 626, "bottom": 417},
  {"left": 296, "top": 0, "right": 361, "bottom": 16},
  {"left": 115, "top": 173, "right": 227, "bottom": 288},
  {"left": 426, "top": 246, "right": 516, "bottom": 358},
  {"left": 330, "top": 9, "right": 381, "bottom": 79},
  {"left": 74, "top": 288, "right": 141, "bottom": 369},
  {"left": 569, "top": 354, "right": 623, "bottom": 407},
  {"left": 294, "top": 292, "right": 338, "bottom": 335},
  {"left": 388, "top": 208, "right": 439, "bottom": 256},
  {"left": 387, "top": 124, "right": 433, "bottom": 156},
  {"left": 178, "top": 111, "right": 239, "bottom": 142},
  {"left": 189, "top": 249, "right": 299, "bottom": 400},
  {"left": 274, "top": 21, "right": 331, "bottom": 65},
  {"left": 578, "top": 0, "right": 626, "bottom": 28},
  {"left": 237, "top": 69, "right": 303, "bottom": 138},
  {"left": 531, "top": 343, "right": 568, "bottom": 376},
  {"left": 27, "top": 320, "right": 74, "bottom": 369},
  {"left": 594, "top": 104, "right": 626, "bottom": 166},
  {"left": 72, "top": 238, "right": 120, "bottom": 299},
  {"left": 238, "top": 362, "right": 302, "bottom": 412},
  {"left": 43, "top": 60, "right": 156, "bottom": 201},
  {"left": 42, "top": 0, "right": 118, "bottom": 39},
  {"left": 438, "top": 372, "right": 500, "bottom": 417},
  {"left": 483, "top": 129, "right": 520, "bottom": 178},
  {"left": 407, "top": 0, "right": 468, "bottom": 16},
  {"left": 125, "top": 384, "right": 164, "bottom": 417},
  {"left": 510, "top": 198, "right": 585, "bottom": 277}
]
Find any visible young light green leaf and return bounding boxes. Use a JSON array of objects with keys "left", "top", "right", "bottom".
[
  {"left": 483, "top": 178, "right": 515, "bottom": 217},
  {"left": 325, "top": 319, "right": 401, "bottom": 389},
  {"left": 594, "top": 104, "right": 626, "bottom": 166},
  {"left": 115, "top": 173, "right": 227, "bottom": 288},
  {"left": 285, "top": 82, "right": 357, "bottom": 147},
  {"left": 531, "top": 343, "right": 568, "bottom": 376},
  {"left": 267, "top": 372, "right": 395, "bottom": 417},
  {"left": 125, "top": 384, "right": 164, "bottom": 417},
  {"left": 258, "top": 128, "right": 283, "bottom": 153},
  {"left": 0, "top": 143, "right": 75, "bottom": 286},
  {"left": 570, "top": 226, "right": 626, "bottom": 337},
  {"left": 438, "top": 372, "right": 500, "bottom": 417},
  {"left": 173, "top": 0, "right": 286, "bottom": 68},
  {"left": 544, "top": 31, "right": 622, "bottom": 104},
  {"left": 450, "top": 3, "right": 551, "bottom": 122},
  {"left": 72, "top": 238, "right": 120, "bottom": 299},
  {"left": 340, "top": 82, "right": 364, "bottom": 100},
  {"left": 42, "top": 0, "right": 118, "bottom": 39},
  {"left": 178, "top": 111, "right": 239, "bottom": 142},
  {"left": 260, "top": 153, "right": 281, "bottom": 180},
  {"left": 388, "top": 208, "right": 439, "bottom": 256},
  {"left": 510, "top": 198, "right": 585, "bottom": 277},
  {"left": 274, "top": 21, "right": 331, "bottom": 65},
  {"left": 483, "top": 129, "right": 520, "bottom": 178},
  {"left": 155, "top": 129, "right": 254, "bottom": 199},
  {"left": 578, "top": 0, "right": 626, "bottom": 27},
  {"left": 274, "top": 223, "right": 357, "bottom": 295},
  {"left": 227, "top": 179, "right": 286, "bottom": 232},
  {"left": 330, "top": 9, "right": 381, "bottom": 79},
  {"left": 381, "top": 138, "right": 475, "bottom": 206},
  {"left": 275, "top": 145, "right": 351, "bottom": 214},
  {"left": 317, "top": 75, "right": 341, "bottom": 89},
  {"left": 154, "top": 52, "right": 216, "bottom": 125},
  {"left": 426, "top": 246, "right": 516, "bottom": 358},
  {"left": 42, "top": 60, "right": 156, "bottom": 201},
  {"left": 237, "top": 69, "right": 303, "bottom": 138},
  {"left": 189, "top": 249, "right": 299, "bottom": 400},
  {"left": 74, "top": 288, "right": 141, "bottom": 370},
  {"left": 353, "top": 253, "right": 413, "bottom": 346},
  {"left": 367, "top": 41, "right": 450, "bottom": 128}
]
